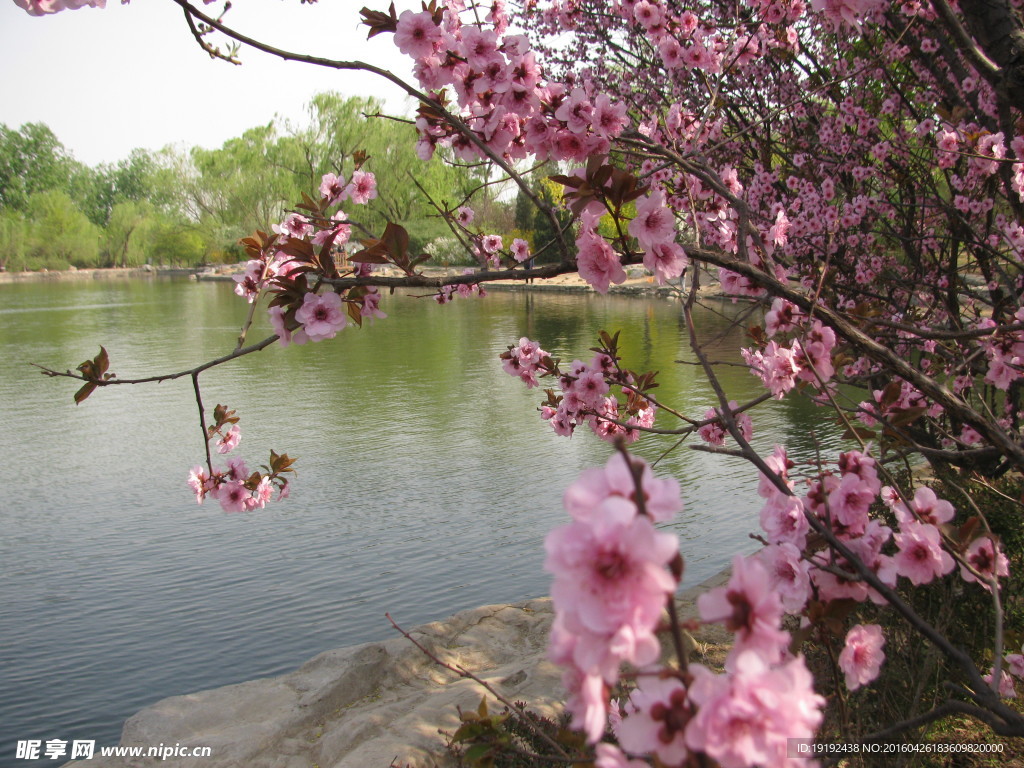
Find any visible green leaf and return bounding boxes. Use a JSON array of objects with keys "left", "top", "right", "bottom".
[{"left": 462, "top": 744, "right": 493, "bottom": 764}]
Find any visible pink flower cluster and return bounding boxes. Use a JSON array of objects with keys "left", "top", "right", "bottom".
[
  {"left": 976, "top": 311, "right": 1024, "bottom": 391},
  {"left": 15, "top": 0, "right": 217, "bottom": 11},
  {"left": 387, "top": 3, "right": 693, "bottom": 291},
  {"left": 502, "top": 336, "right": 658, "bottom": 443},
  {"left": 500, "top": 336, "right": 550, "bottom": 388},
  {"left": 396, "top": 4, "right": 630, "bottom": 167},
  {"left": 628, "top": 191, "right": 688, "bottom": 286},
  {"left": 742, "top": 314, "right": 837, "bottom": 399},
  {"left": 697, "top": 400, "right": 753, "bottom": 445},
  {"left": 232, "top": 251, "right": 304, "bottom": 304},
  {"left": 187, "top": 459, "right": 276, "bottom": 514},
  {"left": 14, "top": 0, "right": 106, "bottom": 14},
  {"left": 599, "top": 541, "right": 823, "bottom": 766},
  {"left": 576, "top": 208, "right": 627, "bottom": 294},
  {"left": 319, "top": 171, "right": 377, "bottom": 206},
  {"left": 268, "top": 291, "right": 347, "bottom": 346},
  {"left": 855, "top": 378, "right": 940, "bottom": 428},
  {"left": 545, "top": 454, "right": 681, "bottom": 742}
]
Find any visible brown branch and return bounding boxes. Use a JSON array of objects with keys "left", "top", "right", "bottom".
[
  {"left": 192, "top": 372, "right": 213, "bottom": 474},
  {"left": 34, "top": 332, "right": 282, "bottom": 387}
]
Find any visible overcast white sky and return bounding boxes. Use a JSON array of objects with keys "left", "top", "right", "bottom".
[{"left": 0, "top": 0, "right": 419, "bottom": 167}]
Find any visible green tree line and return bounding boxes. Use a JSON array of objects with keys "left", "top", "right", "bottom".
[{"left": 0, "top": 92, "right": 548, "bottom": 272}]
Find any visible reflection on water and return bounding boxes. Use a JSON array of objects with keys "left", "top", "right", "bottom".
[{"left": 0, "top": 279, "right": 845, "bottom": 763}]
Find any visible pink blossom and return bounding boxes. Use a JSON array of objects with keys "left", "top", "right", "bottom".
[
  {"left": 267, "top": 251, "right": 302, "bottom": 280},
  {"left": 827, "top": 472, "right": 876, "bottom": 535},
  {"left": 811, "top": 0, "right": 885, "bottom": 30},
  {"left": 251, "top": 476, "right": 274, "bottom": 510},
  {"left": 394, "top": 10, "right": 442, "bottom": 59},
  {"left": 759, "top": 543, "right": 811, "bottom": 613},
  {"left": 459, "top": 26, "right": 501, "bottom": 69},
  {"left": 685, "top": 652, "right": 824, "bottom": 767},
  {"left": 742, "top": 341, "right": 801, "bottom": 399},
  {"left": 697, "top": 400, "right": 752, "bottom": 445},
  {"left": 561, "top": 667, "right": 608, "bottom": 743},
  {"left": 187, "top": 466, "right": 212, "bottom": 504},
  {"left": 501, "top": 336, "right": 549, "bottom": 388},
  {"left": 14, "top": 0, "right": 106, "bottom": 15},
  {"left": 960, "top": 536, "right": 1010, "bottom": 589},
  {"left": 232, "top": 260, "right": 264, "bottom": 303},
  {"left": 616, "top": 676, "right": 690, "bottom": 766},
  {"left": 767, "top": 209, "right": 790, "bottom": 252},
  {"left": 760, "top": 494, "right": 809, "bottom": 548},
  {"left": 345, "top": 171, "right": 378, "bottom": 205},
  {"left": 838, "top": 624, "right": 885, "bottom": 690},
  {"left": 481, "top": 234, "right": 503, "bottom": 254},
  {"left": 576, "top": 231, "right": 627, "bottom": 293},
  {"left": 893, "top": 522, "right": 955, "bottom": 585},
  {"left": 554, "top": 88, "right": 594, "bottom": 134},
  {"left": 268, "top": 305, "right": 308, "bottom": 348},
  {"left": 311, "top": 212, "right": 351, "bottom": 247},
  {"left": 319, "top": 172, "right": 348, "bottom": 204},
  {"left": 892, "top": 486, "right": 955, "bottom": 527},
  {"left": 1007, "top": 651, "right": 1024, "bottom": 679},
  {"left": 642, "top": 241, "right": 687, "bottom": 284},
  {"left": 360, "top": 288, "right": 388, "bottom": 321},
  {"left": 224, "top": 457, "right": 248, "bottom": 481},
  {"left": 277, "top": 213, "right": 312, "bottom": 239},
  {"left": 758, "top": 444, "right": 794, "bottom": 499},
  {"left": 545, "top": 495, "right": 679, "bottom": 639},
  {"left": 214, "top": 424, "right": 241, "bottom": 455},
  {"left": 294, "top": 291, "right": 347, "bottom": 342},
  {"left": 764, "top": 298, "right": 801, "bottom": 336},
  {"left": 593, "top": 743, "right": 647, "bottom": 768},
  {"left": 455, "top": 206, "right": 474, "bottom": 225},
  {"left": 591, "top": 94, "right": 628, "bottom": 139},
  {"left": 562, "top": 452, "right": 682, "bottom": 523},
  {"left": 698, "top": 554, "right": 789, "bottom": 662},
  {"left": 511, "top": 238, "right": 531, "bottom": 262},
  {"left": 568, "top": 366, "right": 610, "bottom": 409},
  {"left": 217, "top": 480, "right": 252, "bottom": 513},
  {"left": 628, "top": 191, "right": 676, "bottom": 248},
  {"left": 984, "top": 668, "right": 1017, "bottom": 698}
]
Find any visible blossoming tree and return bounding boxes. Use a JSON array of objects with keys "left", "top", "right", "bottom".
[{"left": 24, "top": 0, "right": 1024, "bottom": 764}]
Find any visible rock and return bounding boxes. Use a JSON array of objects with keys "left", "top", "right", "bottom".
[{"left": 66, "top": 571, "right": 733, "bottom": 768}]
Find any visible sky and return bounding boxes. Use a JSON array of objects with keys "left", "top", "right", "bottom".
[{"left": 0, "top": 0, "right": 420, "bottom": 167}]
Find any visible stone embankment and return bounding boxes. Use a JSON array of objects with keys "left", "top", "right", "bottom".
[{"left": 67, "top": 570, "right": 732, "bottom": 768}]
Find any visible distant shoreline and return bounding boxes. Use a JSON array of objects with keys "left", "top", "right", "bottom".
[
  {"left": 0, "top": 266, "right": 201, "bottom": 284},
  {"left": 1, "top": 264, "right": 725, "bottom": 299}
]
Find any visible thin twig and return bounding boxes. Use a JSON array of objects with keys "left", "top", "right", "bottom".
[{"left": 385, "top": 613, "right": 573, "bottom": 761}]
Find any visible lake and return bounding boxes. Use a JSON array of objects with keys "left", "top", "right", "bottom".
[{"left": 0, "top": 278, "right": 842, "bottom": 765}]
